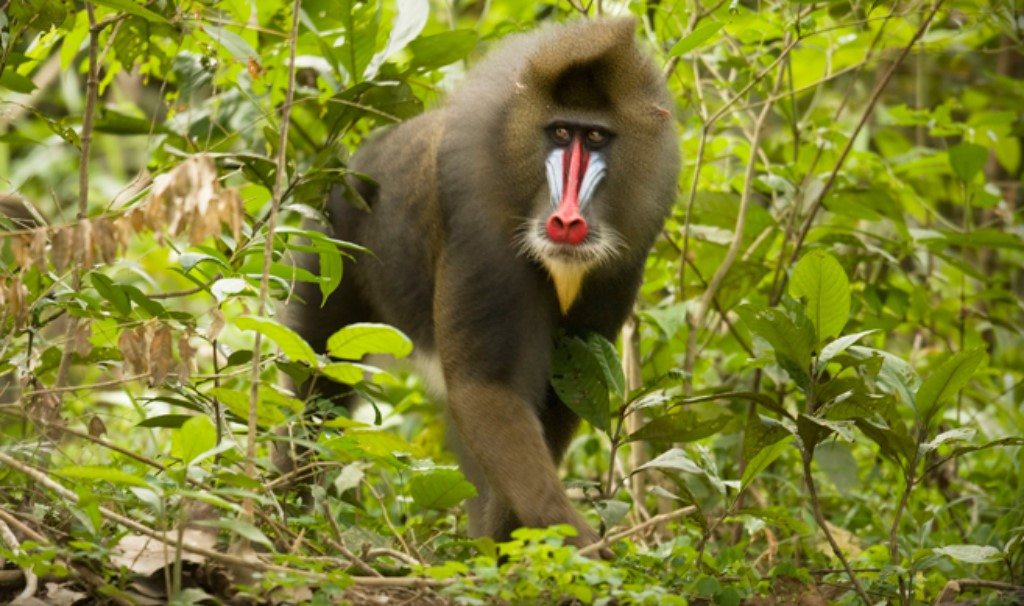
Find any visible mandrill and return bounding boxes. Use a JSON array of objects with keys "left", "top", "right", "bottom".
[{"left": 287, "top": 17, "right": 679, "bottom": 552}]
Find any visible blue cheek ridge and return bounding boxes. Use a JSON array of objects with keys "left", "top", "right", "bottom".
[{"left": 545, "top": 148, "right": 565, "bottom": 209}]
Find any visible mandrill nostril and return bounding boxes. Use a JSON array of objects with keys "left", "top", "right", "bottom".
[{"left": 546, "top": 214, "right": 588, "bottom": 245}]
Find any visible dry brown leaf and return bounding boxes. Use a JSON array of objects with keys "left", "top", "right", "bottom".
[
  {"left": 93, "top": 217, "right": 119, "bottom": 264},
  {"left": 119, "top": 326, "right": 148, "bottom": 377},
  {"left": 26, "top": 391, "right": 62, "bottom": 430},
  {"left": 178, "top": 332, "right": 196, "bottom": 381},
  {"left": 149, "top": 325, "right": 173, "bottom": 384},
  {"left": 50, "top": 227, "right": 72, "bottom": 272},
  {"left": 72, "top": 322, "right": 92, "bottom": 357},
  {"left": 111, "top": 531, "right": 213, "bottom": 576},
  {"left": 206, "top": 308, "right": 225, "bottom": 341},
  {"left": 11, "top": 233, "right": 31, "bottom": 267},
  {"left": 7, "top": 276, "right": 28, "bottom": 330},
  {"left": 73, "top": 219, "right": 93, "bottom": 269},
  {"left": 87, "top": 415, "right": 107, "bottom": 438},
  {"left": 29, "top": 229, "right": 47, "bottom": 270}
]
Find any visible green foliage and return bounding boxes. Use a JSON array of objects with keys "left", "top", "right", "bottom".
[{"left": 1, "top": 0, "right": 1022, "bottom": 603}]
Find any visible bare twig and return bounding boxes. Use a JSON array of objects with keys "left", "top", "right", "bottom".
[
  {"left": 578, "top": 506, "right": 696, "bottom": 557},
  {"left": 0, "top": 515, "right": 38, "bottom": 601},
  {"left": 787, "top": 0, "right": 945, "bottom": 268},
  {"left": 246, "top": 0, "right": 302, "bottom": 522},
  {"left": 801, "top": 451, "right": 871, "bottom": 604},
  {"left": 685, "top": 50, "right": 787, "bottom": 373},
  {"left": 54, "top": 2, "right": 102, "bottom": 391}
]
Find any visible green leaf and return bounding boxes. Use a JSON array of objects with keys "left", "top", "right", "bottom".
[
  {"left": 637, "top": 448, "right": 703, "bottom": 475},
  {"left": 365, "top": 0, "right": 428, "bottom": 79},
  {"left": 948, "top": 143, "right": 987, "bottom": 182},
  {"left": 321, "top": 362, "right": 364, "bottom": 385},
  {"left": 235, "top": 316, "right": 318, "bottom": 365},
  {"left": 208, "top": 519, "right": 273, "bottom": 549},
  {"left": 136, "top": 414, "right": 192, "bottom": 428},
  {"left": 737, "top": 305, "right": 813, "bottom": 389},
  {"left": 789, "top": 250, "right": 850, "bottom": 344},
  {"left": 171, "top": 415, "right": 217, "bottom": 465},
  {"left": 409, "top": 468, "right": 477, "bottom": 510},
  {"left": 551, "top": 335, "right": 611, "bottom": 433},
  {"left": 54, "top": 465, "right": 149, "bottom": 488},
  {"left": 818, "top": 330, "right": 877, "bottom": 365},
  {"left": 409, "top": 30, "right": 477, "bottom": 70},
  {"left": 933, "top": 544, "right": 1003, "bottom": 564},
  {"left": 669, "top": 21, "right": 724, "bottom": 57},
  {"left": 315, "top": 240, "right": 343, "bottom": 304},
  {"left": 915, "top": 349, "right": 986, "bottom": 425},
  {"left": 91, "top": 0, "right": 168, "bottom": 23},
  {"left": 595, "top": 499, "right": 631, "bottom": 529},
  {"left": 629, "top": 410, "right": 731, "bottom": 443},
  {"left": 326, "top": 323, "right": 413, "bottom": 360},
  {"left": 741, "top": 437, "right": 791, "bottom": 490},
  {"left": 209, "top": 387, "right": 288, "bottom": 428},
  {"left": 90, "top": 273, "right": 131, "bottom": 316},
  {"left": 585, "top": 333, "right": 625, "bottom": 399},
  {"left": 0, "top": 70, "right": 36, "bottom": 93}
]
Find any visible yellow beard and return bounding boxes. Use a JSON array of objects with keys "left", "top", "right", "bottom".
[{"left": 544, "top": 261, "right": 587, "bottom": 314}]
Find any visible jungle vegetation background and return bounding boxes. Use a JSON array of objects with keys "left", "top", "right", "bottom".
[{"left": 0, "top": 0, "right": 1022, "bottom": 604}]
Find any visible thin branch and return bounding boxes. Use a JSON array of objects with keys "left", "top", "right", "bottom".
[
  {"left": 685, "top": 51, "right": 787, "bottom": 374},
  {"left": 578, "top": 506, "right": 696, "bottom": 557},
  {"left": 246, "top": 0, "right": 302, "bottom": 521},
  {"left": 54, "top": 2, "right": 102, "bottom": 391},
  {"left": 801, "top": 451, "right": 871, "bottom": 604},
  {"left": 787, "top": 0, "right": 945, "bottom": 268}
]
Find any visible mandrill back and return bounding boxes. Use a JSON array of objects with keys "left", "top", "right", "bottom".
[{"left": 289, "top": 17, "right": 679, "bottom": 552}]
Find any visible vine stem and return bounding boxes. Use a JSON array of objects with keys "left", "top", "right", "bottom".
[
  {"left": 54, "top": 2, "right": 100, "bottom": 391},
  {"left": 801, "top": 451, "right": 872, "bottom": 604},
  {"left": 246, "top": 0, "right": 302, "bottom": 519}
]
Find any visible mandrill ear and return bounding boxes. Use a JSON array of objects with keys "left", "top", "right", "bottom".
[{"left": 523, "top": 18, "right": 655, "bottom": 107}]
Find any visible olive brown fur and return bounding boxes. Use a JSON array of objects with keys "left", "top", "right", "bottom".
[{"left": 286, "top": 17, "right": 680, "bottom": 552}]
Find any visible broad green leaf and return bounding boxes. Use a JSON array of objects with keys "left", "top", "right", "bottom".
[
  {"left": 327, "top": 323, "right": 413, "bottom": 360},
  {"left": 789, "top": 250, "right": 850, "bottom": 344},
  {"left": 136, "top": 414, "right": 192, "bottom": 429},
  {"left": 90, "top": 273, "right": 131, "bottom": 316},
  {"left": 669, "top": 21, "right": 724, "bottom": 56},
  {"left": 315, "top": 240, "right": 343, "bottom": 304},
  {"left": 628, "top": 410, "right": 732, "bottom": 443},
  {"left": 171, "top": 415, "right": 217, "bottom": 465},
  {"left": 741, "top": 437, "right": 791, "bottom": 490},
  {"left": 915, "top": 349, "right": 986, "bottom": 424},
  {"left": 948, "top": 142, "right": 987, "bottom": 182},
  {"left": 55, "top": 466, "right": 148, "bottom": 488},
  {"left": 333, "top": 462, "right": 365, "bottom": 495},
  {"left": 551, "top": 335, "right": 611, "bottom": 433},
  {"left": 818, "top": 330, "right": 877, "bottom": 365},
  {"left": 921, "top": 427, "right": 976, "bottom": 453},
  {"left": 210, "top": 387, "right": 287, "bottom": 428},
  {"left": 364, "top": 0, "right": 428, "bottom": 79},
  {"left": 933, "top": 544, "right": 1002, "bottom": 564},
  {"left": 409, "top": 468, "right": 477, "bottom": 510},
  {"left": 207, "top": 519, "right": 273, "bottom": 549},
  {"left": 637, "top": 448, "right": 703, "bottom": 475},
  {"left": 409, "top": 30, "right": 477, "bottom": 70},
  {"left": 211, "top": 278, "right": 248, "bottom": 302},
  {"left": 321, "top": 362, "right": 364, "bottom": 385},
  {"left": 585, "top": 333, "right": 625, "bottom": 399},
  {"left": 236, "top": 316, "right": 317, "bottom": 365},
  {"left": 595, "top": 499, "right": 631, "bottom": 529},
  {"left": 91, "top": 0, "right": 168, "bottom": 22},
  {"left": 737, "top": 306, "right": 813, "bottom": 389}
]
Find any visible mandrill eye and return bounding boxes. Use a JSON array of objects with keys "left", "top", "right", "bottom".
[
  {"left": 585, "top": 129, "right": 610, "bottom": 148},
  {"left": 550, "top": 125, "right": 572, "bottom": 146}
]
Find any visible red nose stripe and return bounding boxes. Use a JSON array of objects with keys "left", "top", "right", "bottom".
[{"left": 546, "top": 136, "right": 590, "bottom": 245}]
